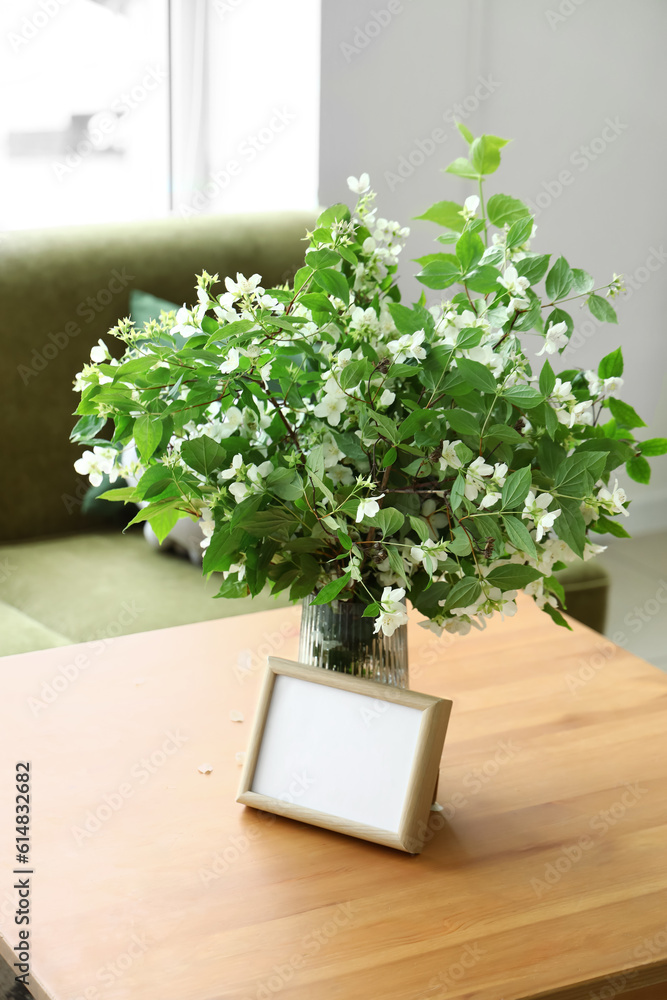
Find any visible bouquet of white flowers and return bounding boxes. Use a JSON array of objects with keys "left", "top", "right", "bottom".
[{"left": 72, "top": 127, "right": 664, "bottom": 639}]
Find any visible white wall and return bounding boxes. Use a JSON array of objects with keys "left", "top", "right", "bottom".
[{"left": 319, "top": 0, "right": 667, "bottom": 534}]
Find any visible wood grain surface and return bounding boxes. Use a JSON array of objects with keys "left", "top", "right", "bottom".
[{"left": 0, "top": 596, "right": 665, "bottom": 1000}]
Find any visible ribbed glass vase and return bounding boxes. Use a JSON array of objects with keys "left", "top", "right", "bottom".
[{"left": 298, "top": 599, "right": 408, "bottom": 687}]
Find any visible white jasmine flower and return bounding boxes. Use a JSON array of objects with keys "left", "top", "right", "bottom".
[
  {"left": 247, "top": 461, "right": 273, "bottom": 485},
  {"left": 439, "top": 441, "right": 462, "bottom": 472},
  {"left": 387, "top": 330, "right": 427, "bottom": 363},
  {"left": 379, "top": 388, "right": 395, "bottom": 407},
  {"left": 603, "top": 376, "right": 624, "bottom": 394},
  {"left": 225, "top": 272, "right": 264, "bottom": 297},
  {"left": 199, "top": 506, "right": 216, "bottom": 550},
  {"left": 173, "top": 305, "right": 202, "bottom": 338},
  {"left": 73, "top": 446, "right": 118, "bottom": 488},
  {"left": 583, "top": 370, "right": 603, "bottom": 396},
  {"left": 597, "top": 479, "right": 629, "bottom": 517},
  {"left": 536, "top": 321, "right": 569, "bottom": 356},
  {"left": 90, "top": 338, "right": 111, "bottom": 363},
  {"left": 322, "top": 436, "right": 345, "bottom": 468},
  {"left": 497, "top": 266, "right": 530, "bottom": 298},
  {"left": 410, "top": 538, "right": 447, "bottom": 574},
  {"left": 522, "top": 490, "right": 561, "bottom": 541},
  {"left": 355, "top": 494, "right": 385, "bottom": 522},
  {"left": 550, "top": 379, "right": 575, "bottom": 405},
  {"left": 350, "top": 306, "right": 379, "bottom": 336},
  {"left": 219, "top": 453, "right": 244, "bottom": 480},
  {"left": 229, "top": 481, "right": 249, "bottom": 502},
  {"left": 328, "top": 464, "right": 354, "bottom": 486},
  {"left": 374, "top": 586, "right": 409, "bottom": 637},
  {"left": 583, "top": 541, "right": 607, "bottom": 561},
  {"left": 460, "top": 195, "right": 480, "bottom": 221},
  {"left": 314, "top": 393, "right": 348, "bottom": 426},
  {"left": 464, "top": 457, "right": 494, "bottom": 501},
  {"left": 219, "top": 347, "right": 240, "bottom": 375},
  {"left": 347, "top": 173, "right": 371, "bottom": 194}
]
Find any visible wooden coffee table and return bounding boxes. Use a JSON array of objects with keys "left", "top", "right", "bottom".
[{"left": 1, "top": 597, "right": 666, "bottom": 1000}]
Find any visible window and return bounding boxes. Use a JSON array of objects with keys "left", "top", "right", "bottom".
[{"left": 1, "top": 0, "right": 319, "bottom": 231}]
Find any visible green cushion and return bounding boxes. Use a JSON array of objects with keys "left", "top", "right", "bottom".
[
  {"left": 0, "top": 601, "right": 71, "bottom": 656},
  {"left": 0, "top": 532, "right": 288, "bottom": 654}
]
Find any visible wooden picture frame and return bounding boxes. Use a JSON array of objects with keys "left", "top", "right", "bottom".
[{"left": 236, "top": 657, "right": 453, "bottom": 854}]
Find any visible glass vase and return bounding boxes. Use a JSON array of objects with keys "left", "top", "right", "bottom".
[{"left": 298, "top": 599, "right": 408, "bottom": 687}]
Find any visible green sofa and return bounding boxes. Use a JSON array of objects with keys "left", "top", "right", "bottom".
[
  {"left": 0, "top": 211, "right": 314, "bottom": 655},
  {"left": 0, "top": 210, "right": 608, "bottom": 657}
]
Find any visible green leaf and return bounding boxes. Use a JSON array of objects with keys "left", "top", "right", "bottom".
[
  {"left": 609, "top": 398, "right": 646, "bottom": 429},
  {"left": 486, "top": 193, "right": 531, "bottom": 228},
  {"left": 515, "top": 254, "right": 551, "bottom": 286},
  {"left": 553, "top": 500, "right": 587, "bottom": 558},
  {"left": 180, "top": 435, "right": 228, "bottom": 478},
  {"left": 470, "top": 136, "right": 503, "bottom": 176},
  {"left": 462, "top": 265, "right": 501, "bottom": 294},
  {"left": 454, "top": 358, "right": 497, "bottom": 394},
  {"left": 242, "top": 509, "right": 299, "bottom": 539},
  {"left": 450, "top": 473, "right": 465, "bottom": 512},
  {"left": 98, "top": 487, "right": 137, "bottom": 502},
  {"left": 502, "top": 385, "right": 544, "bottom": 409},
  {"left": 485, "top": 564, "right": 542, "bottom": 590},
  {"left": 124, "top": 498, "right": 183, "bottom": 531},
  {"left": 589, "top": 514, "right": 631, "bottom": 538},
  {"left": 305, "top": 248, "right": 341, "bottom": 269},
  {"left": 337, "top": 529, "right": 353, "bottom": 551},
  {"left": 415, "top": 200, "right": 465, "bottom": 232},
  {"left": 598, "top": 347, "right": 624, "bottom": 379},
  {"left": 588, "top": 294, "right": 617, "bottom": 324},
  {"left": 316, "top": 203, "right": 350, "bottom": 228},
  {"left": 266, "top": 467, "right": 303, "bottom": 501},
  {"left": 388, "top": 302, "right": 426, "bottom": 336},
  {"left": 502, "top": 514, "right": 537, "bottom": 558},
  {"left": 445, "top": 157, "right": 479, "bottom": 180},
  {"left": 455, "top": 327, "right": 484, "bottom": 349},
  {"left": 443, "top": 577, "right": 482, "bottom": 611},
  {"left": 445, "top": 409, "right": 481, "bottom": 437},
  {"left": 149, "top": 507, "right": 181, "bottom": 544},
  {"left": 545, "top": 256, "right": 573, "bottom": 301},
  {"left": 639, "top": 437, "right": 667, "bottom": 456},
  {"left": 539, "top": 360, "right": 556, "bottom": 398},
  {"left": 501, "top": 466, "right": 533, "bottom": 510},
  {"left": 416, "top": 255, "right": 460, "bottom": 290},
  {"left": 541, "top": 603, "right": 573, "bottom": 630},
  {"left": 506, "top": 215, "right": 534, "bottom": 249},
  {"left": 382, "top": 446, "right": 397, "bottom": 468},
  {"left": 555, "top": 451, "right": 607, "bottom": 492},
  {"left": 373, "top": 508, "right": 405, "bottom": 537},
  {"left": 409, "top": 515, "right": 430, "bottom": 543},
  {"left": 456, "top": 229, "right": 485, "bottom": 272},
  {"left": 70, "top": 414, "right": 107, "bottom": 444},
  {"left": 133, "top": 413, "right": 162, "bottom": 463},
  {"left": 486, "top": 423, "right": 524, "bottom": 444},
  {"left": 339, "top": 359, "right": 371, "bottom": 390},
  {"left": 457, "top": 122, "right": 474, "bottom": 144},
  {"left": 293, "top": 265, "right": 312, "bottom": 293},
  {"left": 571, "top": 268, "right": 594, "bottom": 294},
  {"left": 310, "top": 572, "right": 351, "bottom": 606},
  {"left": 626, "top": 455, "right": 651, "bottom": 484},
  {"left": 312, "top": 268, "right": 349, "bottom": 304}
]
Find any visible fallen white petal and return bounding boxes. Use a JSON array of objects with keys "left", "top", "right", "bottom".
[
  {"left": 198, "top": 763, "right": 213, "bottom": 774},
  {"left": 235, "top": 751, "right": 246, "bottom": 766},
  {"left": 229, "top": 710, "right": 244, "bottom": 722}
]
